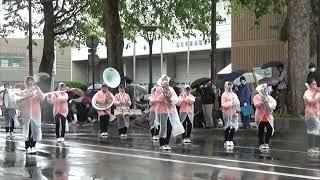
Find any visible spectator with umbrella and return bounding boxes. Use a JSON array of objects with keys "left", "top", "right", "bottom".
[
  {"left": 198, "top": 80, "right": 215, "bottom": 128},
  {"left": 277, "top": 64, "right": 288, "bottom": 114},
  {"left": 237, "top": 76, "right": 252, "bottom": 129}
]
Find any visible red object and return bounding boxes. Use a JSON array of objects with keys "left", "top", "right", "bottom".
[{"left": 81, "top": 96, "right": 92, "bottom": 104}]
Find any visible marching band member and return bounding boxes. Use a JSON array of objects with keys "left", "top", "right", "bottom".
[
  {"left": 1, "top": 82, "right": 19, "bottom": 137},
  {"left": 178, "top": 85, "right": 195, "bottom": 144},
  {"left": 221, "top": 81, "right": 240, "bottom": 149},
  {"left": 95, "top": 84, "right": 113, "bottom": 137},
  {"left": 149, "top": 86, "right": 159, "bottom": 141},
  {"left": 17, "top": 76, "right": 44, "bottom": 155},
  {"left": 154, "top": 75, "right": 184, "bottom": 150},
  {"left": 303, "top": 78, "right": 320, "bottom": 154},
  {"left": 47, "top": 82, "right": 69, "bottom": 142},
  {"left": 114, "top": 84, "right": 132, "bottom": 137},
  {"left": 253, "top": 84, "right": 277, "bottom": 150}
]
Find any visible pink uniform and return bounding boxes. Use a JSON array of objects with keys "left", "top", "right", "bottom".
[
  {"left": 114, "top": 92, "right": 131, "bottom": 109},
  {"left": 221, "top": 92, "right": 239, "bottom": 115},
  {"left": 178, "top": 93, "right": 195, "bottom": 113},
  {"left": 149, "top": 94, "right": 156, "bottom": 112},
  {"left": 20, "top": 90, "right": 44, "bottom": 120},
  {"left": 154, "top": 86, "right": 178, "bottom": 113},
  {"left": 95, "top": 90, "right": 112, "bottom": 117},
  {"left": 303, "top": 90, "right": 320, "bottom": 119},
  {"left": 47, "top": 91, "right": 69, "bottom": 117},
  {"left": 253, "top": 94, "right": 277, "bottom": 123}
]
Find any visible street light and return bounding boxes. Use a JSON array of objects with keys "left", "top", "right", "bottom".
[
  {"left": 28, "top": 0, "right": 33, "bottom": 76},
  {"left": 144, "top": 25, "right": 158, "bottom": 93}
]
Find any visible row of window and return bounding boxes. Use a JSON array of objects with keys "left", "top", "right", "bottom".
[
  {"left": 0, "top": 53, "right": 24, "bottom": 68},
  {"left": 176, "top": 39, "right": 209, "bottom": 48}
]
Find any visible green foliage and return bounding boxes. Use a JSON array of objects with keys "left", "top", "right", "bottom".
[
  {"left": 88, "top": 0, "right": 226, "bottom": 42},
  {"left": 0, "top": 0, "right": 102, "bottom": 48},
  {"left": 64, "top": 81, "right": 87, "bottom": 92},
  {"left": 230, "top": 0, "right": 286, "bottom": 24}
]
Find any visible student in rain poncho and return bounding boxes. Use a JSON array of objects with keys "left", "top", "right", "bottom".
[
  {"left": 154, "top": 75, "right": 184, "bottom": 151},
  {"left": 114, "top": 84, "right": 132, "bottom": 137},
  {"left": 303, "top": 78, "right": 320, "bottom": 154},
  {"left": 16, "top": 76, "right": 44, "bottom": 155},
  {"left": 253, "top": 83, "right": 277, "bottom": 150},
  {"left": 149, "top": 86, "right": 160, "bottom": 141},
  {"left": 221, "top": 81, "right": 240, "bottom": 148},
  {"left": 47, "top": 82, "right": 69, "bottom": 142},
  {"left": 178, "top": 85, "right": 195, "bottom": 144}
]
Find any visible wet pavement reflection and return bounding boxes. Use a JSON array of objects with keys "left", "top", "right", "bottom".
[{"left": 0, "top": 120, "right": 318, "bottom": 179}]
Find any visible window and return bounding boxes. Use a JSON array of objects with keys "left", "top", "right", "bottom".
[
  {"left": 195, "top": 41, "right": 198, "bottom": 46},
  {"left": 199, "top": 40, "right": 203, "bottom": 45},
  {"left": 204, "top": 40, "right": 208, "bottom": 45},
  {"left": 1, "top": 60, "right": 9, "bottom": 68},
  {"left": 176, "top": 42, "right": 180, "bottom": 48},
  {"left": 0, "top": 53, "right": 24, "bottom": 68},
  {"left": 185, "top": 42, "right": 188, "bottom": 46},
  {"left": 190, "top": 41, "right": 193, "bottom": 46},
  {"left": 180, "top": 42, "right": 184, "bottom": 47}
]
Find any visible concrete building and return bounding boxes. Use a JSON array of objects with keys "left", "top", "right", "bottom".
[{"left": 0, "top": 38, "right": 71, "bottom": 84}]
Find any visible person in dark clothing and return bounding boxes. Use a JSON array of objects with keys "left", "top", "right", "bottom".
[
  {"left": 237, "top": 76, "right": 252, "bottom": 129},
  {"left": 198, "top": 81, "right": 215, "bottom": 128}
]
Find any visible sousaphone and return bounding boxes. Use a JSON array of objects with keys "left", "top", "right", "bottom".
[{"left": 91, "top": 68, "right": 121, "bottom": 111}]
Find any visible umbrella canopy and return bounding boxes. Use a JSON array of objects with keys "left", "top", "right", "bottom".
[
  {"left": 34, "top": 72, "right": 50, "bottom": 82},
  {"left": 121, "top": 76, "right": 132, "bottom": 84},
  {"left": 126, "top": 84, "right": 148, "bottom": 102},
  {"left": 190, "top": 78, "right": 211, "bottom": 88},
  {"left": 259, "top": 77, "right": 280, "bottom": 86},
  {"left": 14, "top": 83, "right": 25, "bottom": 89},
  {"left": 88, "top": 84, "right": 102, "bottom": 90},
  {"left": 222, "top": 70, "right": 247, "bottom": 83},
  {"left": 261, "top": 61, "right": 284, "bottom": 69},
  {"left": 233, "top": 72, "right": 263, "bottom": 85},
  {"left": 80, "top": 96, "right": 92, "bottom": 104},
  {"left": 214, "top": 80, "right": 225, "bottom": 89},
  {"left": 69, "top": 88, "right": 85, "bottom": 97}
]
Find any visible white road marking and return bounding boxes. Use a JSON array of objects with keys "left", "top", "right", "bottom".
[{"left": 5, "top": 139, "right": 320, "bottom": 180}]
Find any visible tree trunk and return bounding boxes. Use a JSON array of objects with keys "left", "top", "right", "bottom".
[
  {"left": 39, "top": 0, "right": 55, "bottom": 93},
  {"left": 39, "top": 0, "right": 55, "bottom": 123},
  {"left": 210, "top": 0, "right": 217, "bottom": 81},
  {"left": 317, "top": 0, "right": 320, "bottom": 68},
  {"left": 288, "top": 0, "right": 310, "bottom": 114},
  {"left": 103, "top": 0, "right": 124, "bottom": 77}
]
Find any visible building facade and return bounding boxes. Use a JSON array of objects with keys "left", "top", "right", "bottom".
[{"left": 0, "top": 38, "right": 71, "bottom": 85}]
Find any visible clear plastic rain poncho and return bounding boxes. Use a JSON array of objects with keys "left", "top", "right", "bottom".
[
  {"left": 17, "top": 76, "right": 44, "bottom": 141},
  {"left": 154, "top": 75, "right": 185, "bottom": 138},
  {"left": 303, "top": 88, "right": 320, "bottom": 135},
  {"left": 253, "top": 83, "right": 277, "bottom": 135},
  {"left": 178, "top": 86, "right": 195, "bottom": 124},
  {"left": 221, "top": 81, "right": 240, "bottom": 131},
  {"left": 148, "top": 87, "right": 159, "bottom": 130}
]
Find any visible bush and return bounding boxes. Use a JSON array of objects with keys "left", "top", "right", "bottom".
[{"left": 65, "top": 81, "right": 87, "bottom": 92}]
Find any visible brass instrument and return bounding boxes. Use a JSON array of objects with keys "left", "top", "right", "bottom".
[
  {"left": 256, "top": 84, "right": 272, "bottom": 114},
  {"left": 162, "top": 84, "right": 172, "bottom": 107},
  {"left": 92, "top": 91, "right": 115, "bottom": 111},
  {"left": 92, "top": 67, "right": 120, "bottom": 111}
]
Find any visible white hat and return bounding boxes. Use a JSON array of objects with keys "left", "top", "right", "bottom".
[
  {"left": 256, "top": 83, "right": 267, "bottom": 93},
  {"left": 157, "top": 75, "right": 171, "bottom": 86}
]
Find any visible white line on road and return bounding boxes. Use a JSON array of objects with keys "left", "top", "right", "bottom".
[{"left": 6, "top": 139, "right": 320, "bottom": 180}]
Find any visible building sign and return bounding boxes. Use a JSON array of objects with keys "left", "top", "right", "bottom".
[{"left": 253, "top": 67, "right": 272, "bottom": 78}]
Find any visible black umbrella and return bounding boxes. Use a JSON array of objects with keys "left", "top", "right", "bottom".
[
  {"left": 214, "top": 79, "right": 224, "bottom": 89},
  {"left": 121, "top": 76, "right": 132, "bottom": 84},
  {"left": 190, "top": 78, "right": 211, "bottom": 88},
  {"left": 261, "top": 61, "right": 284, "bottom": 69},
  {"left": 222, "top": 70, "right": 247, "bottom": 83}
]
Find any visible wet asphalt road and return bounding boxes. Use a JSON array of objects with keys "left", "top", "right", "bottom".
[{"left": 0, "top": 120, "right": 319, "bottom": 180}]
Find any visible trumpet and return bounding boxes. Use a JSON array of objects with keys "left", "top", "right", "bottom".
[
  {"left": 44, "top": 90, "right": 66, "bottom": 98},
  {"left": 162, "top": 84, "right": 172, "bottom": 107},
  {"left": 260, "top": 91, "right": 272, "bottom": 114}
]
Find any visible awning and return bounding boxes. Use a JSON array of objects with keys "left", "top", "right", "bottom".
[{"left": 217, "top": 63, "right": 231, "bottom": 75}]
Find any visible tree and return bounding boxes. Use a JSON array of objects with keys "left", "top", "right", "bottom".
[
  {"left": 210, "top": 0, "right": 217, "bottom": 81},
  {"left": 1, "top": 0, "right": 99, "bottom": 91},
  {"left": 89, "top": 0, "right": 225, "bottom": 76},
  {"left": 232, "top": 0, "right": 310, "bottom": 113}
]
